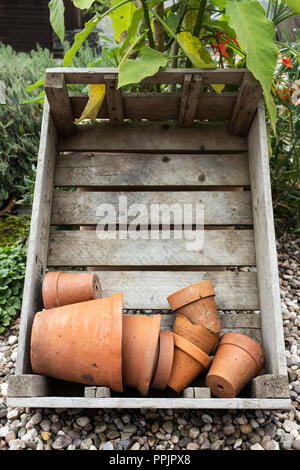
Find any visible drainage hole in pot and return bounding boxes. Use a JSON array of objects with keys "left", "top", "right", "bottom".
[{"left": 217, "top": 384, "right": 224, "bottom": 390}]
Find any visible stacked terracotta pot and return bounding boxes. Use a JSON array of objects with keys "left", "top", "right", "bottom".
[
  {"left": 167, "top": 280, "right": 266, "bottom": 397},
  {"left": 31, "top": 272, "right": 266, "bottom": 398},
  {"left": 31, "top": 271, "right": 175, "bottom": 397}
]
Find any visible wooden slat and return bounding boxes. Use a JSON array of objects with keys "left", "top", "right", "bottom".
[
  {"left": 104, "top": 74, "right": 124, "bottom": 124},
  {"left": 44, "top": 73, "right": 74, "bottom": 136},
  {"left": 70, "top": 92, "right": 237, "bottom": 121},
  {"left": 45, "top": 67, "right": 249, "bottom": 85},
  {"left": 54, "top": 153, "right": 250, "bottom": 187},
  {"left": 47, "top": 230, "right": 256, "bottom": 266},
  {"left": 51, "top": 191, "right": 253, "bottom": 225},
  {"left": 81, "top": 271, "right": 259, "bottom": 310},
  {"left": 6, "top": 397, "right": 292, "bottom": 409},
  {"left": 229, "top": 73, "right": 262, "bottom": 136},
  {"left": 58, "top": 122, "right": 248, "bottom": 153},
  {"left": 16, "top": 99, "right": 57, "bottom": 375},
  {"left": 248, "top": 100, "right": 287, "bottom": 376},
  {"left": 178, "top": 74, "right": 202, "bottom": 126}
]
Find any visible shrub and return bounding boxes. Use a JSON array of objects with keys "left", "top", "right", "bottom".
[{"left": 0, "top": 243, "right": 27, "bottom": 333}]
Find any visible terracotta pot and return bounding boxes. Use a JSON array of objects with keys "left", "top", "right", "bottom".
[
  {"left": 122, "top": 314, "right": 161, "bottom": 396},
  {"left": 42, "top": 271, "right": 102, "bottom": 309},
  {"left": 173, "top": 315, "right": 219, "bottom": 354},
  {"left": 30, "top": 293, "right": 123, "bottom": 392},
  {"left": 206, "top": 332, "right": 266, "bottom": 398},
  {"left": 168, "top": 333, "right": 211, "bottom": 393},
  {"left": 151, "top": 330, "right": 174, "bottom": 391},
  {"left": 167, "top": 280, "right": 221, "bottom": 333}
]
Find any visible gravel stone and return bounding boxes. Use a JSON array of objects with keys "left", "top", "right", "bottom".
[
  {"left": 189, "top": 427, "right": 200, "bottom": 439},
  {"left": 280, "top": 433, "right": 294, "bottom": 449},
  {"left": 52, "top": 435, "right": 72, "bottom": 450},
  {"left": 292, "top": 439, "right": 300, "bottom": 450},
  {"left": 240, "top": 424, "right": 253, "bottom": 435},
  {"left": 76, "top": 417, "right": 90, "bottom": 427},
  {"left": 250, "top": 443, "right": 264, "bottom": 450},
  {"left": 9, "top": 439, "right": 26, "bottom": 450}
]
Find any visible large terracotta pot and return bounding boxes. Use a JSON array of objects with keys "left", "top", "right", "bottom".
[
  {"left": 167, "top": 280, "right": 221, "bottom": 333},
  {"left": 122, "top": 314, "right": 161, "bottom": 396},
  {"left": 173, "top": 315, "right": 219, "bottom": 354},
  {"left": 42, "top": 271, "right": 102, "bottom": 309},
  {"left": 168, "top": 333, "right": 211, "bottom": 393},
  {"left": 30, "top": 293, "right": 123, "bottom": 392},
  {"left": 206, "top": 332, "right": 266, "bottom": 398},
  {"left": 151, "top": 330, "right": 174, "bottom": 391}
]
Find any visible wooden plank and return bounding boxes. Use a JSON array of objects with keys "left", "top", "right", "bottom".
[
  {"left": 7, "top": 375, "right": 53, "bottom": 398},
  {"left": 58, "top": 122, "right": 248, "bottom": 153},
  {"left": 51, "top": 191, "right": 253, "bottom": 226},
  {"left": 6, "top": 397, "right": 292, "bottom": 409},
  {"left": 248, "top": 99, "right": 287, "bottom": 377},
  {"left": 178, "top": 74, "right": 202, "bottom": 126},
  {"left": 44, "top": 72, "right": 74, "bottom": 136},
  {"left": 16, "top": 99, "right": 57, "bottom": 375},
  {"left": 54, "top": 153, "right": 250, "bottom": 187},
  {"left": 229, "top": 73, "right": 262, "bottom": 136},
  {"left": 104, "top": 74, "right": 124, "bottom": 124},
  {"left": 81, "top": 271, "right": 259, "bottom": 310},
  {"left": 70, "top": 92, "right": 237, "bottom": 121},
  {"left": 46, "top": 67, "right": 248, "bottom": 85},
  {"left": 47, "top": 230, "right": 256, "bottom": 266}
]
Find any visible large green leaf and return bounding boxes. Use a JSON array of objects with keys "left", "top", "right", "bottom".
[
  {"left": 118, "top": 47, "right": 169, "bottom": 88},
  {"left": 72, "top": 0, "right": 97, "bottom": 8},
  {"left": 226, "top": 0, "right": 278, "bottom": 131},
  {"left": 110, "top": 0, "right": 136, "bottom": 42},
  {"left": 285, "top": 0, "right": 300, "bottom": 15},
  {"left": 49, "top": 0, "right": 65, "bottom": 45},
  {"left": 177, "top": 32, "right": 216, "bottom": 68}
]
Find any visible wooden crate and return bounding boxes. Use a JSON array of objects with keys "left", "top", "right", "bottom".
[{"left": 7, "top": 68, "right": 291, "bottom": 409}]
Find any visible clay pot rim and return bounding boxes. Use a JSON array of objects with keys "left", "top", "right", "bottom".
[
  {"left": 167, "top": 280, "right": 215, "bottom": 311},
  {"left": 109, "top": 292, "right": 124, "bottom": 393},
  {"left": 42, "top": 271, "right": 62, "bottom": 309},
  {"left": 174, "top": 315, "right": 219, "bottom": 340},
  {"left": 172, "top": 333, "right": 211, "bottom": 369},
  {"left": 151, "top": 330, "right": 174, "bottom": 390},
  {"left": 219, "top": 332, "right": 265, "bottom": 373}
]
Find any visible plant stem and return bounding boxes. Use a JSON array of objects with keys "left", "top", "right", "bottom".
[
  {"left": 193, "top": 0, "right": 207, "bottom": 38},
  {"left": 140, "top": 0, "right": 156, "bottom": 49}
]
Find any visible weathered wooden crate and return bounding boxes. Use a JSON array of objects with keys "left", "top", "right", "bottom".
[{"left": 7, "top": 68, "right": 291, "bottom": 409}]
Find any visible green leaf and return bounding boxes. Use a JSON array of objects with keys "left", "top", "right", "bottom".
[
  {"left": 49, "top": 0, "right": 65, "bottom": 45},
  {"left": 118, "top": 47, "right": 169, "bottom": 88},
  {"left": 176, "top": 32, "right": 216, "bottom": 68},
  {"left": 226, "top": 0, "right": 278, "bottom": 131},
  {"left": 110, "top": 0, "right": 136, "bottom": 43},
  {"left": 285, "top": 0, "right": 300, "bottom": 15},
  {"left": 210, "top": 0, "right": 227, "bottom": 9},
  {"left": 72, "top": 0, "right": 97, "bottom": 8}
]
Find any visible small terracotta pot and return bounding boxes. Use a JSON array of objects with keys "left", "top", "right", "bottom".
[
  {"left": 167, "top": 280, "right": 221, "bottom": 333},
  {"left": 151, "top": 330, "right": 174, "bottom": 391},
  {"left": 168, "top": 333, "right": 211, "bottom": 393},
  {"left": 206, "top": 332, "right": 266, "bottom": 398},
  {"left": 42, "top": 271, "right": 102, "bottom": 309},
  {"left": 173, "top": 315, "right": 219, "bottom": 355},
  {"left": 30, "top": 293, "right": 123, "bottom": 392},
  {"left": 122, "top": 314, "right": 161, "bottom": 396}
]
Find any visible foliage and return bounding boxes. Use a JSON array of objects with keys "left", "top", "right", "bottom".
[
  {"left": 0, "top": 243, "right": 27, "bottom": 333},
  {"left": 0, "top": 215, "right": 31, "bottom": 247},
  {"left": 269, "top": 36, "right": 300, "bottom": 234},
  {"left": 35, "top": 0, "right": 299, "bottom": 133}
]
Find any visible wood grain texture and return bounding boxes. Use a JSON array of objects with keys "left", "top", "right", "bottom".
[
  {"left": 44, "top": 72, "right": 74, "bottom": 136},
  {"left": 178, "top": 74, "right": 202, "bottom": 126},
  {"left": 70, "top": 92, "right": 237, "bottom": 121},
  {"left": 104, "top": 74, "right": 124, "bottom": 124},
  {"left": 248, "top": 100, "right": 287, "bottom": 376},
  {"left": 47, "top": 230, "right": 256, "bottom": 267},
  {"left": 54, "top": 153, "right": 250, "bottom": 187},
  {"left": 6, "top": 396, "right": 292, "bottom": 409},
  {"left": 58, "top": 122, "right": 247, "bottom": 153},
  {"left": 45, "top": 67, "right": 249, "bottom": 85},
  {"left": 229, "top": 73, "right": 262, "bottom": 136},
  {"left": 51, "top": 191, "right": 252, "bottom": 225},
  {"left": 16, "top": 99, "right": 57, "bottom": 375},
  {"left": 78, "top": 271, "right": 259, "bottom": 310}
]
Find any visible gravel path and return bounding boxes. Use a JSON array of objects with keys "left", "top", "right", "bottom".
[{"left": 0, "top": 234, "right": 299, "bottom": 451}]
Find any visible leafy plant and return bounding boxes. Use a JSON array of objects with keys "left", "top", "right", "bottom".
[
  {"left": 44, "top": 0, "right": 300, "bottom": 131},
  {"left": 0, "top": 243, "right": 27, "bottom": 333}
]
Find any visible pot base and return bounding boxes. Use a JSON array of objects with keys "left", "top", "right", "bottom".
[{"left": 205, "top": 374, "right": 236, "bottom": 398}]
